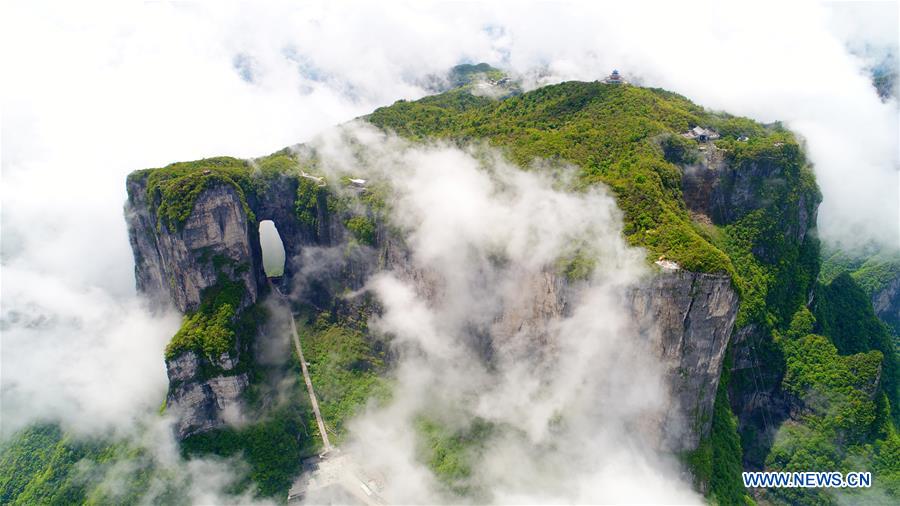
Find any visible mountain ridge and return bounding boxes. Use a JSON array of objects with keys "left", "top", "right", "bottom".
[{"left": 3, "top": 74, "right": 898, "bottom": 505}]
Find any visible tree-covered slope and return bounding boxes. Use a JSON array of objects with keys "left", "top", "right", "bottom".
[
  {"left": 820, "top": 245, "right": 900, "bottom": 336},
  {"left": 367, "top": 81, "right": 812, "bottom": 279},
  {"left": 363, "top": 79, "right": 896, "bottom": 504}
]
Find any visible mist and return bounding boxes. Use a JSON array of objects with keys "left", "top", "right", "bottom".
[
  {"left": 294, "top": 125, "right": 699, "bottom": 503},
  {"left": 1, "top": 1, "right": 896, "bottom": 503}
]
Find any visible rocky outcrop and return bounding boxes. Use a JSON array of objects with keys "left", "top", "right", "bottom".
[
  {"left": 726, "top": 323, "right": 791, "bottom": 468},
  {"left": 681, "top": 144, "right": 817, "bottom": 252},
  {"left": 126, "top": 177, "right": 263, "bottom": 313},
  {"left": 872, "top": 275, "right": 900, "bottom": 334},
  {"left": 629, "top": 269, "right": 739, "bottom": 451},
  {"left": 166, "top": 351, "right": 249, "bottom": 439},
  {"left": 680, "top": 140, "right": 823, "bottom": 465},
  {"left": 126, "top": 176, "right": 271, "bottom": 439},
  {"left": 127, "top": 169, "right": 740, "bottom": 448},
  {"left": 126, "top": 172, "right": 357, "bottom": 440}
]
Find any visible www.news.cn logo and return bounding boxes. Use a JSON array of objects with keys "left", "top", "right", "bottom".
[{"left": 743, "top": 471, "right": 872, "bottom": 489}]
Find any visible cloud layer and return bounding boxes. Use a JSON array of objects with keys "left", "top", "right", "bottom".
[
  {"left": 1, "top": 0, "right": 896, "bottom": 502},
  {"left": 300, "top": 125, "right": 697, "bottom": 503}
]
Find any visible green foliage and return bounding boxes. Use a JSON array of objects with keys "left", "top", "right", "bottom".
[
  {"left": 815, "top": 274, "right": 890, "bottom": 355},
  {"left": 814, "top": 274, "right": 899, "bottom": 424},
  {"left": 765, "top": 422, "right": 842, "bottom": 506},
  {"left": 819, "top": 245, "right": 900, "bottom": 292},
  {"left": 683, "top": 438, "right": 712, "bottom": 492},
  {"left": 137, "top": 157, "right": 256, "bottom": 232},
  {"left": 168, "top": 304, "right": 236, "bottom": 360},
  {"left": 345, "top": 215, "right": 376, "bottom": 246},
  {"left": 818, "top": 246, "right": 867, "bottom": 285},
  {"left": 1, "top": 352, "right": 306, "bottom": 502},
  {"left": 176, "top": 292, "right": 314, "bottom": 499},
  {"left": 253, "top": 152, "right": 297, "bottom": 174},
  {"left": 852, "top": 257, "right": 900, "bottom": 300},
  {"left": 556, "top": 248, "right": 596, "bottom": 282},
  {"left": 367, "top": 82, "right": 829, "bottom": 505},
  {"left": 788, "top": 306, "right": 816, "bottom": 339},
  {"left": 713, "top": 138, "right": 820, "bottom": 330},
  {"left": 871, "top": 431, "right": 900, "bottom": 497},
  {"left": 447, "top": 63, "right": 506, "bottom": 88},
  {"left": 299, "top": 318, "right": 390, "bottom": 442},
  {"left": 782, "top": 334, "right": 881, "bottom": 414},
  {"left": 710, "top": 116, "right": 766, "bottom": 140},
  {"left": 124, "top": 78, "right": 895, "bottom": 504},
  {"left": 367, "top": 81, "right": 744, "bottom": 273},
  {"left": 717, "top": 211, "right": 774, "bottom": 327},
  {"left": 295, "top": 176, "right": 326, "bottom": 229},
  {"left": 180, "top": 403, "right": 311, "bottom": 498},
  {"left": 165, "top": 278, "right": 245, "bottom": 360},
  {"left": 686, "top": 350, "right": 754, "bottom": 505},
  {"left": 820, "top": 244, "right": 900, "bottom": 334},
  {"left": 414, "top": 417, "right": 493, "bottom": 494},
  {"left": 131, "top": 151, "right": 302, "bottom": 232},
  {"left": 0, "top": 425, "right": 156, "bottom": 505},
  {"left": 765, "top": 321, "right": 897, "bottom": 505},
  {"left": 658, "top": 133, "right": 699, "bottom": 165},
  {"left": 709, "top": 359, "right": 754, "bottom": 505}
]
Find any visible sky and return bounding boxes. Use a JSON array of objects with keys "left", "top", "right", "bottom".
[{"left": 0, "top": 0, "right": 897, "bottom": 501}]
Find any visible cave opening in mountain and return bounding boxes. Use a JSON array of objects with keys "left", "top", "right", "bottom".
[{"left": 258, "top": 220, "right": 286, "bottom": 278}]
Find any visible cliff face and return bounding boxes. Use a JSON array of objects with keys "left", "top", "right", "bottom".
[
  {"left": 872, "top": 275, "right": 900, "bottom": 333},
  {"left": 126, "top": 177, "right": 263, "bottom": 313},
  {"left": 682, "top": 143, "right": 816, "bottom": 248},
  {"left": 125, "top": 172, "right": 309, "bottom": 439},
  {"left": 683, "top": 142, "right": 822, "bottom": 469},
  {"left": 630, "top": 270, "right": 739, "bottom": 451},
  {"left": 166, "top": 351, "right": 248, "bottom": 439},
  {"left": 126, "top": 171, "right": 740, "bottom": 449}
]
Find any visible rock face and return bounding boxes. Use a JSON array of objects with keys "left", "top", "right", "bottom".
[
  {"left": 872, "top": 275, "right": 900, "bottom": 334},
  {"left": 488, "top": 268, "right": 570, "bottom": 360},
  {"left": 166, "top": 351, "right": 249, "bottom": 439},
  {"left": 629, "top": 269, "right": 739, "bottom": 451},
  {"left": 126, "top": 178, "right": 263, "bottom": 313},
  {"left": 682, "top": 143, "right": 816, "bottom": 250},
  {"left": 682, "top": 142, "right": 822, "bottom": 469},
  {"left": 126, "top": 172, "right": 349, "bottom": 440},
  {"left": 127, "top": 170, "right": 740, "bottom": 448}
]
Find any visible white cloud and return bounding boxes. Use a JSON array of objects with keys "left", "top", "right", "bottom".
[
  {"left": 297, "top": 126, "right": 695, "bottom": 503},
  {"left": 0, "top": 0, "right": 896, "bottom": 500}
]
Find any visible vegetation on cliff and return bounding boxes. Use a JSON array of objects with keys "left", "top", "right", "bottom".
[
  {"left": 415, "top": 416, "right": 493, "bottom": 497},
  {"left": 446, "top": 63, "right": 507, "bottom": 89},
  {"left": 366, "top": 81, "right": 811, "bottom": 277},
  {"left": 129, "top": 152, "right": 299, "bottom": 232},
  {"left": 688, "top": 349, "right": 754, "bottom": 505},
  {"left": 177, "top": 306, "right": 317, "bottom": 498},
  {"left": 102, "top": 75, "right": 896, "bottom": 503},
  {"left": 814, "top": 274, "right": 898, "bottom": 412},
  {"left": 180, "top": 402, "right": 312, "bottom": 497},
  {"left": 165, "top": 278, "right": 249, "bottom": 360},
  {"left": 762, "top": 304, "right": 899, "bottom": 504},
  {"left": 820, "top": 245, "right": 900, "bottom": 335},
  {"left": 298, "top": 310, "right": 391, "bottom": 444},
  {"left": 366, "top": 79, "right": 827, "bottom": 500}
]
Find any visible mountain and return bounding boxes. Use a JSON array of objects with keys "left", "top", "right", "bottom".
[
  {"left": 820, "top": 244, "right": 900, "bottom": 337},
  {"left": 3, "top": 74, "right": 898, "bottom": 505}
]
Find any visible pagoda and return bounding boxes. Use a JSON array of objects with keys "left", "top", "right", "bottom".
[{"left": 603, "top": 69, "right": 625, "bottom": 84}]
